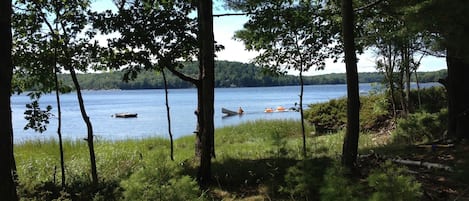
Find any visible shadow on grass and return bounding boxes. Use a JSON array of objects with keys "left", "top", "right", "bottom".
[
  {"left": 19, "top": 179, "right": 123, "bottom": 201},
  {"left": 183, "top": 157, "right": 333, "bottom": 200}
]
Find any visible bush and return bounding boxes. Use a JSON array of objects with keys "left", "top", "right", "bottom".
[
  {"left": 305, "top": 94, "right": 390, "bottom": 134},
  {"left": 409, "top": 86, "right": 446, "bottom": 113},
  {"left": 120, "top": 157, "right": 205, "bottom": 201},
  {"left": 305, "top": 98, "right": 347, "bottom": 134},
  {"left": 280, "top": 158, "right": 331, "bottom": 200},
  {"left": 367, "top": 161, "right": 422, "bottom": 201},
  {"left": 392, "top": 109, "right": 447, "bottom": 144},
  {"left": 320, "top": 161, "right": 422, "bottom": 201},
  {"left": 319, "top": 163, "right": 361, "bottom": 201}
]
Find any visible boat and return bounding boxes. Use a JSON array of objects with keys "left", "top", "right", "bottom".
[
  {"left": 114, "top": 113, "right": 138, "bottom": 118},
  {"left": 264, "top": 108, "right": 274, "bottom": 113},
  {"left": 276, "top": 106, "right": 286, "bottom": 112},
  {"left": 222, "top": 107, "right": 241, "bottom": 117}
]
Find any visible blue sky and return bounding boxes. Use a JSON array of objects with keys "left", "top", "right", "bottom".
[{"left": 91, "top": 0, "right": 447, "bottom": 76}]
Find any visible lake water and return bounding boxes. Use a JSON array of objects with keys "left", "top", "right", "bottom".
[{"left": 11, "top": 83, "right": 438, "bottom": 142}]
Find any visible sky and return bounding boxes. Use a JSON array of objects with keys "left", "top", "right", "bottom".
[{"left": 91, "top": 0, "right": 447, "bottom": 76}]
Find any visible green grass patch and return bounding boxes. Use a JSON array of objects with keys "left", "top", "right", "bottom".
[{"left": 12, "top": 119, "right": 418, "bottom": 200}]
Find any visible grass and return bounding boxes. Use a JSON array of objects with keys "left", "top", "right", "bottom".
[{"left": 13, "top": 119, "right": 451, "bottom": 200}]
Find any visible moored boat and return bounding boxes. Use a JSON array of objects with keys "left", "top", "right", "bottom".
[{"left": 114, "top": 113, "right": 138, "bottom": 118}]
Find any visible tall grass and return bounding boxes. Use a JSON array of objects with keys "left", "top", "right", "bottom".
[{"left": 14, "top": 119, "right": 378, "bottom": 200}]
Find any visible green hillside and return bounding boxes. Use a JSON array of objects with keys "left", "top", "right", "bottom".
[{"left": 59, "top": 60, "right": 447, "bottom": 90}]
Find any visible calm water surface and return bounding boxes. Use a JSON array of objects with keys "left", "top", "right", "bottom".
[{"left": 11, "top": 83, "right": 437, "bottom": 142}]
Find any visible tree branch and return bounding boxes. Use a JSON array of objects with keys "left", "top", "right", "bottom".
[
  {"left": 354, "top": 0, "right": 385, "bottom": 12},
  {"left": 212, "top": 12, "right": 251, "bottom": 17},
  {"left": 166, "top": 67, "right": 199, "bottom": 86}
]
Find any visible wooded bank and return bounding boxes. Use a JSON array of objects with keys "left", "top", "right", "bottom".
[{"left": 57, "top": 61, "right": 446, "bottom": 90}]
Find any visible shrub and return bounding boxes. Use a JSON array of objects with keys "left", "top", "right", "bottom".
[
  {"left": 320, "top": 161, "right": 422, "bottom": 201},
  {"left": 120, "top": 157, "right": 205, "bottom": 201},
  {"left": 305, "top": 98, "right": 347, "bottom": 134},
  {"left": 392, "top": 110, "right": 447, "bottom": 144},
  {"left": 367, "top": 161, "right": 422, "bottom": 201},
  {"left": 305, "top": 94, "right": 390, "bottom": 134},
  {"left": 409, "top": 86, "right": 446, "bottom": 113},
  {"left": 280, "top": 158, "right": 331, "bottom": 200},
  {"left": 360, "top": 94, "right": 390, "bottom": 131},
  {"left": 319, "top": 163, "right": 361, "bottom": 201}
]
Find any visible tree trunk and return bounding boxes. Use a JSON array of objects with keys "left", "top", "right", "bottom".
[
  {"left": 299, "top": 68, "right": 306, "bottom": 158},
  {"left": 197, "top": 0, "right": 215, "bottom": 187},
  {"left": 162, "top": 70, "right": 174, "bottom": 161},
  {"left": 446, "top": 47, "right": 469, "bottom": 140},
  {"left": 0, "top": 1, "right": 19, "bottom": 199},
  {"left": 54, "top": 48, "right": 66, "bottom": 188},
  {"left": 341, "top": 0, "right": 360, "bottom": 170},
  {"left": 68, "top": 67, "right": 98, "bottom": 184}
]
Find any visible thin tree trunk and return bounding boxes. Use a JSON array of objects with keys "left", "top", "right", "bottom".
[
  {"left": 0, "top": 1, "right": 18, "bottom": 199},
  {"left": 162, "top": 69, "right": 174, "bottom": 161},
  {"left": 299, "top": 68, "right": 306, "bottom": 158},
  {"left": 414, "top": 68, "right": 422, "bottom": 110},
  {"left": 54, "top": 44, "right": 66, "bottom": 188},
  {"left": 68, "top": 67, "right": 98, "bottom": 184},
  {"left": 386, "top": 46, "right": 397, "bottom": 119},
  {"left": 341, "top": 0, "right": 360, "bottom": 170}
]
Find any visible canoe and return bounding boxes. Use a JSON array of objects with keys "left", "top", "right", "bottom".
[
  {"left": 222, "top": 108, "right": 239, "bottom": 116},
  {"left": 115, "top": 113, "right": 138, "bottom": 118}
]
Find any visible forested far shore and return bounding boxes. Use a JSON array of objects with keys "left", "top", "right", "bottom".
[{"left": 59, "top": 60, "right": 447, "bottom": 90}]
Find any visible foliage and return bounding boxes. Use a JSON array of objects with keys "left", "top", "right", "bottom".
[
  {"left": 23, "top": 92, "right": 53, "bottom": 133},
  {"left": 304, "top": 94, "right": 390, "bottom": 134},
  {"left": 305, "top": 98, "right": 347, "bottom": 134},
  {"left": 52, "top": 66, "right": 446, "bottom": 90},
  {"left": 319, "top": 162, "right": 361, "bottom": 201},
  {"left": 408, "top": 86, "right": 447, "bottom": 113},
  {"left": 306, "top": 85, "right": 445, "bottom": 135},
  {"left": 91, "top": 0, "right": 198, "bottom": 80},
  {"left": 360, "top": 93, "right": 390, "bottom": 131},
  {"left": 367, "top": 161, "right": 422, "bottom": 201},
  {"left": 120, "top": 154, "right": 205, "bottom": 201},
  {"left": 280, "top": 158, "right": 331, "bottom": 200},
  {"left": 320, "top": 161, "right": 422, "bottom": 201},
  {"left": 392, "top": 110, "right": 448, "bottom": 144}
]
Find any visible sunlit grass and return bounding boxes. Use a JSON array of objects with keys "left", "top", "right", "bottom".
[{"left": 14, "top": 119, "right": 383, "bottom": 200}]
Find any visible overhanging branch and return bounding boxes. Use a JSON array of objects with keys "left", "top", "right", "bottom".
[{"left": 166, "top": 67, "right": 199, "bottom": 86}]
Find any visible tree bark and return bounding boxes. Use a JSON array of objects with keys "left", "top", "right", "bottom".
[
  {"left": 68, "top": 67, "right": 98, "bottom": 184},
  {"left": 341, "top": 0, "right": 361, "bottom": 170},
  {"left": 0, "top": 0, "right": 19, "bottom": 199},
  {"left": 54, "top": 47, "right": 66, "bottom": 188},
  {"left": 162, "top": 70, "right": 174, "bottom": 161},
  {"left": 446, "top": 47, "right": 469, "bottom": 140},
  {"left": 197, "top": 0, "right": 215, "bottom": 187}
]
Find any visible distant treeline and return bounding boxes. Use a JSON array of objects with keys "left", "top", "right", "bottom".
[{"left": 60, "top": 60, "right": 447, "bottom": 90}]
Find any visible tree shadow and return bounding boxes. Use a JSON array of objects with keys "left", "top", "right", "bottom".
[{"left": 183, "top": 157, "right": 333, "bottom": 200}]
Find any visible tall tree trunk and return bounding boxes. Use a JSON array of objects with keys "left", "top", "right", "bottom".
[
  {"left": 299, "top": 68, "right": 306, "bottom": 158},
  {"left": 162, "top": 70, "right": 174, "bottom": 161},
  {"left": 402, "top": 45, "right": 411, "bottom": 114},
  {"left": 385, "top": 46, "right": 397, "bottom": 119},
  {"left": 54, "top": 47, "right": 66, "bottom": 188},
  {"left": 197, "top": 0, "right": 215, "bottom": 187},
  {"left": 341, "top": 0, "right": 360, "bottom": 170},
  {"left": 68, "top": 67, "right": 98, "bottom": 184},
  {"left": 0, "top": 1, "right": 18, "bottom": 199},
  {"left": 446, "top": 47, "right": 469, "bottom": 140}
]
